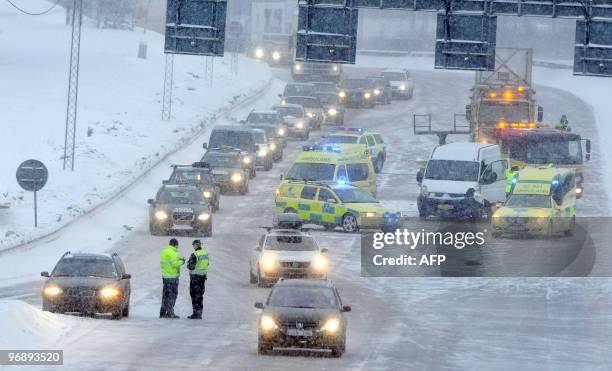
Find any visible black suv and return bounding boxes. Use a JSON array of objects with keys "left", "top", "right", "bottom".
[
  {"left": 201, "top": 148, "right": 250, "bottom": 194},
  {"left": 205, "top": 126, "right": 261, "bottom": 179},
  {"left": 338, "top": 78, "right": 377, "bottom": 108},
  {"left": 165, "top": 163, "right": 220, "bottom": 212},
  {"left": 148, "top": 184, "right": 213, "bottom": 236},
  {"left": 255, "top": 279, "right": 351, "bottom": 357},
  {"left": 41, "top": 252, "right": 131, "bottom": 319}
]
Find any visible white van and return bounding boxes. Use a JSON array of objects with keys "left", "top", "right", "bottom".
[{"left": 416, "top": 143, "right": 508, "bottom": 218}]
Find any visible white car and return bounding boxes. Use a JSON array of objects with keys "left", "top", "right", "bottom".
[
  {"left": 381, "top": 69, "right": 414, "bottom": 99},
  {"left": 249, "top": 229, "right": 329, "bottom": 287}
]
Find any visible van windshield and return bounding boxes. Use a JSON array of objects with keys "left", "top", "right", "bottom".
[
  {"left": 505, "top": 194, "right": 551, "bottom": 208},
  {"left": 425, "top": 160, "right": 479, "bottom": 182},
  {"left": 286, "top": 163, "right": 336, "bottom": 181},
  {"left": 209, "top": 131, "right": 253, "bottom": 151}
]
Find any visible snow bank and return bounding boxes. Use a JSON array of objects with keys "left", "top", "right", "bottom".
[
  {"left": 0, "top": 300, "right": 80, "bottom": 349},
  {"left": 0, "top": 1, "right": 271, "bottom": 251}
]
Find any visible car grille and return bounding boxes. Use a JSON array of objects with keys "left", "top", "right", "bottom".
[
  {"left": 173, "top": 211, "right": 194, "bottom": 222},
  {"left": 281, "top": 320, "right": 320, "bottom": 329},
  {"left": 213, "top": 174, "right": 228, "bottom": 182},
  {"left": 280, "top": 261, "right": 310, "bottom": 269},
  {"left": 65, "top": 288, "right": 96, "bottom": 297},
  {"left": 507, "top": 217, "right": 529, "bottom": 225}
]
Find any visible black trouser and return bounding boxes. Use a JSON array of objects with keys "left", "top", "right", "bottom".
[
  {"left": 189, "top": 274, "right": 207, "bottom": 316},
  {"left": 160, "top": 278, "right": 179, "bottom": 317}
]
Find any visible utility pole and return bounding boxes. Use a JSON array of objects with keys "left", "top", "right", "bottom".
[
  {"left": 63, "top": 0, "right": 83, "bottom": 171},
  {"left": 161, "top": 53, "right": 175, "bottom": 121}
]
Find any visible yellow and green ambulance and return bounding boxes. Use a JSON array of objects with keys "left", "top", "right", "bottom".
[{"left": 319, "top": 127, "right": 387, "bottom": 173}]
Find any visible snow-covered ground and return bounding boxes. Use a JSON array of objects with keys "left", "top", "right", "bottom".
[{"left": 0, "top": 1, "right": 270, "bottom": 251}]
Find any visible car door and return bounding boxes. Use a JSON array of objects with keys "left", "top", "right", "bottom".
[
  {"left": 318, "top": 188, "right": 339, "bottom": 225},
  {"left": 347, "top": 163, "right": 375, "bottom": 194},
  {"left": 299, "top": 186, "right": 318, "bottom": 221},
  {"left": 479, "top": 160, "right": 507, "bottom": 203}
]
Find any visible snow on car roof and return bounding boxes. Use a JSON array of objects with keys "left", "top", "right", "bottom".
[
  {"left": 250, "top": 110, "right": 279, "bottom": 115},
  {"left": 432, "top": 143, "right": 496, "bottom": 162}
]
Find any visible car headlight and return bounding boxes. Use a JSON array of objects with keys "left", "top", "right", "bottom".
[
  {"left": 322, "top": 318, "right": 340, "bottom": 333},
  {"left": 400, "top": 84, "right": 406, "bottom": 91},
  {"left": 328, "top": 108, "right": 337, "bottom": 116},
  {"left": 364, "top": 92, "right": 371, "bottom": 99},
  {"left": 281, "top": 99, "right": 287, "bottom": 105},
  {"left": 269, "top": 143, "right": 277, "bottom": 151},
  {"left": 262, "top": 255, "right": 278, "bottom": 271},
  {"left": 155, "top": 210, "right": 169, "bottom": 220},
  {"left": 296, "top": 121, "right": 304, "bottom": 129},
  {"left": 231, "top": 173, "right": 243, "bottom": 183},
  {"left": 312, "top": 255, "right": 328, "bottom": 272},
  {"left": 198, "top": 213, "right": 211, "bottom": 221},
  {"left": 43, "top": 285, "right": 62, "bottom": 297},
  {"left": 203, "top": 191, "right": 212, "bottom": 198},
  {"left": 243, "top": 156, "right": 252, "bottom": 165},
  {"left": 100, "top": 287, "right": 120, "bottom": 300},
  {"left": 338, "top": 91, "right": 346, "bottom": 98},
  {"left": 260, "top": 315, "right": 278, "bottom": 331},
  {"left": 374, "top": 89, "right": 380, "bottom": 96},
  {"left": 277, "top": 128, "right": 285, "bottom": 136},
  {"left": 294, "top": 64, "right": 302, "bottom": 71},
  {"left": 255, "top": 48, "right": 264, "bottom": 59},
  {"left": 272, "top": 51, "right": 281, "bottom": 61},
  {"left": 258, "top": 149, "right": 268, "bottom": 157},
  {"left": 306, "top": 112, "right": 314, "bottom": 118},
  {"left": 361, "top": 212, "right": 376, "bottom": 218},
  {"left": 333, "top": 65, "right": 338, "bottom": 72},
  {"left": 420, "top": 186, "right": 429, "bottom": 198}
]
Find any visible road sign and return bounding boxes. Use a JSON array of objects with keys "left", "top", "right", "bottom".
[
  {"left": 574, "top": 19, "right": 612, "bottom": 77},
  {"left": 16, "top": 159, "right": 48, "bottom": 228},
  {"left": 164, "top": 0, "right": 227, "bottom": 56}
]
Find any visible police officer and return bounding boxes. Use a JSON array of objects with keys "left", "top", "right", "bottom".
[
  {"left": 187, "top": 240, "right": 209, "bottom": 320},
  {"left": 505, "top": 165, "right": 520, "bottom": 195},
  {"left": 556, "top": 114, "right": 571, "bottom": 131},
  {"left": 160, "top": 238, "right": 185, "bottom": 318}
]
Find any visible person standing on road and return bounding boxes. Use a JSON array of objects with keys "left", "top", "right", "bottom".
[
  {"left": 504, "top": 165, "right": 520, "bottom": 196},
  {"left": 160, "top": 238, "right": 185, "bottom": 319},
  {"left": 187, "top": 240, "right": 209, "bottom": 320}
]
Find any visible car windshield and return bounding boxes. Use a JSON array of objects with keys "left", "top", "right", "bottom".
[
  {"left": 209, "top": 131, "right": 253, "bottom": 150},
  {"left": 320, "top": 135, "right": 358, "bottom": 144},
  {"left": 202, "top": 153, "right": 242, "bottom": 168},
  {"left": 169, "top": 169, "right": 213, "bottom": 184},
  {"left": 286, "top": 97, "right": 320, "bottom": 108},
  {"left": 313, "top": 93, "right": 337, "bottom": 104},
  {"left": 247, "top": 113, "right": 280, "bottom": 124},
  {"left": 52, "top": 258, "right": 117, "bottom": 278},
  {"left": 274, "top": 106, "right": 303, "bottom": 118},
  {"left": 340, "top": 79, "right": 370, "bottom": 89},
  {"left": 478, "top": 101, "right": 530, "bottom": 123},
  {"left": 381, "top": 72, "right": 407, "bottom": 81},
  {"left": 425, "top": 160, "right": 480, "bottom": 182},
  {"left": 264, "top": 235, "right": 318, "bottom": 251},
  {"left": 527, "top": 139, "right": 583, "bottom": 165},
  {"left": 312, "top": 83, "right": 336, "bottom": 93},
  {"left": 268, "top": 286, "right": 338, "bottom": 309},
  {"left": 249, "top": 125, "right": 277, "bottom": 138},
  {"left": 286, "top": 163, "right": 336, "bottom": 181},
  {"left": 505, "top": 194, "right": 552, "bottom": 208},
  {"left": 158, "top": 190, "right": 204, "bottom": 204},
  {"left": 334, "top": 188, "right": 377, "bottom": 203},
  {"left": 284, "top": 85, "right": 313, "bottom": 96}
]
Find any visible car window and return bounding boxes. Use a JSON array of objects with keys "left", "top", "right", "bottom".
[
  {"left": 358, "top": 136, "right": 367, "bottom": 145},
  {"left": 366, "top": 135, "right": 376, "bottom": 147},
  {"left": 300, "top": 186, "right": 317, "bottom": 200},
  {"left": 52, "top": 257, "right": 117, "bottom": 278},
  {"left": 347, "top": 163, "right": 369, "bottom": 181},
  {"left": 209, "top": 131, "right": 254, "bottom": 151},
  {"left": 113, "top": 257, "right": 126, "bottom": 276},
  {"left": 286, "top": 163, "right": 336, "bottom": 182},
  {"left": 318, "top": 188, "right": 336, "bottom": 202},
  {"left": 268, "top": 286, "right": 338, "bottom": 309},
  {"left": 158, "top": 190, "right": 204, "bottom": 204}
]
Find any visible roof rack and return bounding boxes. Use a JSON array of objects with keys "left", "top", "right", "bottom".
[{"left": 329, "top": 127, "right": 364, "bottom": 133}]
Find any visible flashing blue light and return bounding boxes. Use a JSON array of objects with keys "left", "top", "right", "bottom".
[
  {"left": 303, "top": 145, "right": 342, "bottom": 153},
  {"left": 552, "top": 179, "right": 559, "bottom": 186},
  {"left": 330, "top": 127, "right": 364, "bottom": 133},
  {"left": 511, "top": 177, "right": 518, "bottom": 184},
  {"left": 337, "top": 177, "right": 347, "bottom": 185}
]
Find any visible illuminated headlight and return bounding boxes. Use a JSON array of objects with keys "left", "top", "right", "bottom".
[
  {"left": 155, "top": 210, "right": 169, "bottom": 220},
  {"left": 43, "top": 285, "right": 62, "bottom": 297},
  {"left": 255, "top": 48, "right": 264, "bottom": 59},
  {"left": 338, "top": 91, "right": 346, "bottom": 98},
  {"left": 361, "top": 212, "right": 376, "bottom": 218},
  {"left": 312, "top": 255, "right": 328, "bottom": 272},
  {"left": 296, "top": 121, "right": 304, "bottom": 129},
  {"left": 277, "top": 128, "right": 285, "bottom": 136},
  {"left": 269, "top": 143, "right": 277, "bottom": 151},
  {"left": 333, "top": 65, "right": 338, "bottom": 72},
  {"left": 261, "top": 255, "right": 278, "bottom": 271},
  {"left": 272, "top": 51, "right": 281, "bottom": 61},
  {"left": 399, "top": 84, "right": 406, "bottom": 91},
  {"left": 258, "top": 149, "right": 268, "bottom": 157},
  {"left": 198, "top": 213, "right": 211, "bottom": 221},
  {"left": 321, "top": 318, "right": 340, "bottom": 333},
  {"left": 306, "top": 112, "right": 314, "bottom": 118},
  {"left": 294, "top": 64, "right": 302, "bottom": 71},
  {"left": 100, "top": 287, "right": 120, "bottom": 300},
  {"left": 243, "top": 156, "right": 252, "bottom": 165},
  {"left": 281, "top": 99, "right": 287, "bottom": 105},
  {"left": 374, "top": 89, "right": 381, "bottom": 96},
  {"left": 260, "top": 316, "right": 278, "bottom": 331},
  {"left": 230, "top": 173, "right": 243, "bottom": 183},
  {"left": 328, "top": 108, "right": 337, "bottom": 116},
  {"left": 364, "top": 92, "right": 371, "bottom": 99},
  {"left": 576, "top": 187, "right": 583, "bottom": 195},
  {"left": 203, "top": 191, "right": 212, "bottom": 198}
]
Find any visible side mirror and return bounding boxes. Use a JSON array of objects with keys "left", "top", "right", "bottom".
[
  {"left": 326, "top": 198, "right": 337, "bottom": 204},
  {"left": 147, "top": 199, "right": 155, "bottom": 205},
  {"left": 162, "top": 180, "right": 169, "bottom": 185},
  {"left": 341, "top": 305, "right": 352, "bottom": 312},
  {"left": 416, "top": 170, "right": 423, "bottom": 184},
  {"left": 122, "top": 274, "right": 131, "bottom": 280},
  {"left": 320, "top": 248, "right": 329, "bottom": 253},
  {"left": 254, "top": 302, "right": 264, "bottom": 309},
  {"left": 41, "top": 271, "right": 50, "bottom": 277},
  {"left": 537, "top": 106, "right": 544, "bottom": 122},
  {"left": 202, "top": 142, "right": 208, "bottom": 149},
  {"left": 586, "top": 139, "right": 591, "bottom": 161}
]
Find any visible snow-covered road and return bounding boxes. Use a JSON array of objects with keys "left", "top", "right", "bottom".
[{"left": 1, "top": 66, "right": 611, "bottom": 370}]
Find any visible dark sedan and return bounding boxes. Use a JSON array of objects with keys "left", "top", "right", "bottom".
[
  {"left": 165, "top": 163, "right": 220, "bottom": 212},
  {"left": 148, "top": 184, "right": 213, "bottom": 236},
  {"left": 338, "top": 78, "right": 376, "bottom": 108},
  {"left": 255, "top": 279, "right": 351, "bottom": 357}
]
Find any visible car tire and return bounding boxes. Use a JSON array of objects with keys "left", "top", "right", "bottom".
[
  {"left": 201, "top": 224, "right": 213, "bottom": 237},
  {"left": 374, "top": 158, "right": 383, "bottom": 174},
  {"left": 546, "top": 221, "right": 553, "bottom": 238},
  {"left": 250, "top": 168, "right": 256, "bottom": 179},
  {"left": 149, "top": 223, "right": 162, "bottom": 236},
  {"left": 342, "top": 213, "right": 359, "bottom": 233},
  {"left": 257, "top": 268, "right": 266, "bottom": 288},
  {"left": 258, "top": 339, "right": 272, "bottom": 355},
  {"left": 111, "top": 307, "right": 123, "bottom": 320},
  {"left": 250, "top": 269, "right": 257, "bottom": 284},
  {"left": 331, "top": 340, "right": 345, "bottom": 357},
  {"left": 42, "top": 300, "right": 53, "bottom": 312},
  {"left": 239, "top": 183, "right": 248, "bottom": 195},
  {"left": 122, "top": 301, "right": 130, "bottom": 318},
  {"left": 215, "top": 199, "right": 220, "bottom": 212}
]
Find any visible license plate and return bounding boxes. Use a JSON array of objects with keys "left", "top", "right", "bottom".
[
  {"left": 172, "top": 225, "right": 193, "bottom": 230},
  {"left": 286, "top": 329, "right": 313, "bottom": 337},
  {"left": 438, "top": 204, "right": 454, "bottom": 210}
]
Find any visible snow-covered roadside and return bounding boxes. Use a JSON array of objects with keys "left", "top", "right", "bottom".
[{"left": 0, "top": 1, "right": 271, "bottom": 251}]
